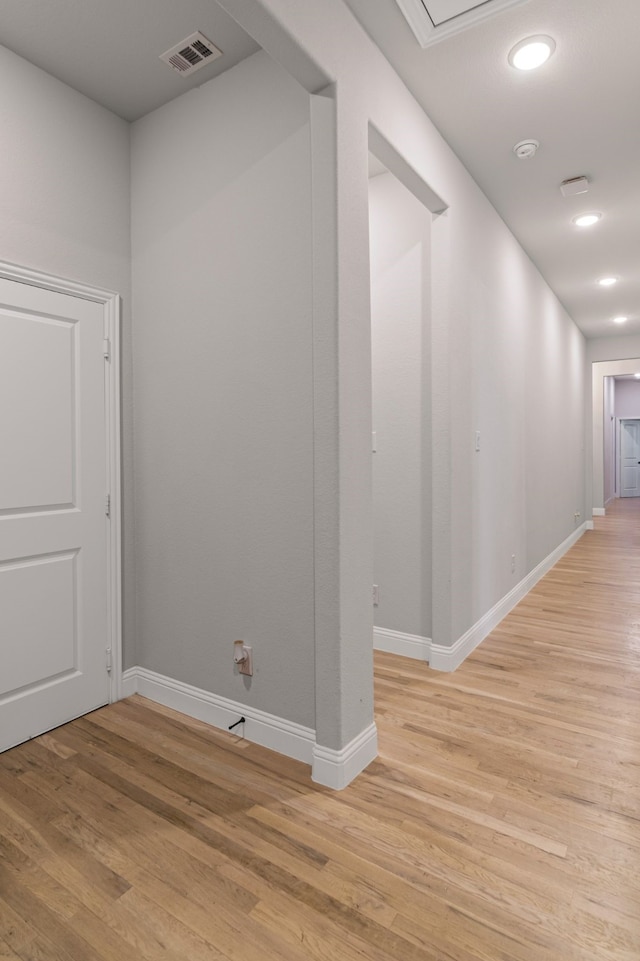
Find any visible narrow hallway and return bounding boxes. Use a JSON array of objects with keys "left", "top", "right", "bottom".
[
  {"left": 1, "top": 504, "right": 638, "bottom": 961},
  {"left": 373, "top": 498, "right": 640, "bottom": 959}
]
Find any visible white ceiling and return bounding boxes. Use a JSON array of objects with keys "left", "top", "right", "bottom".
[
  {"left": 0, "top": 0, "right": 638, "bottom": 340},
  {"left": 424, "top": 0, "right": 493, "bottom": 27},
  {"left": 0, "top": 0, "right": 259, "bottom": 121},
  {"left": 348, "top": 0, "right": 640, "bottom": 340}
]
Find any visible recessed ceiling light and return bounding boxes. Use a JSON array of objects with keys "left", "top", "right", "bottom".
[
  {"left": 572, "top": 213, "right": 601, "bottom": 227},
  {"left": 635, "top": 373, "right": 640, "bottom": 379},
  {"left": 598, "top": 276, "right": 618, "bottom": 286},
  {"left": 613, "top": 316, "right": 628, "bottom": 325},
  {"left": 508, "top": 36, "right": 556, "bottom": 71}
]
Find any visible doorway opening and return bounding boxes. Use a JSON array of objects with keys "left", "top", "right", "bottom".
[
  {"left": 367, "top": 143, "right": 438, "bottom": 664},
  {"left": 619, "top": 418, "right": 640, "bottom": 497},
  {"left": 592, "top": 362, "right": 640, "bottom": 513}
]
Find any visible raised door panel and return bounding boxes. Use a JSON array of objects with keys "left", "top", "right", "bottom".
[
  {"left": 0, "top": 310, "right": 75, "bottom": 512},
  {"left": 2, "top": 551, "right": 78, "bottom": 696}
]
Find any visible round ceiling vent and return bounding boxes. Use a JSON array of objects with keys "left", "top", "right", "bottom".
[{"left": 513, "top": 139, "right": 540, "bottom": 160}]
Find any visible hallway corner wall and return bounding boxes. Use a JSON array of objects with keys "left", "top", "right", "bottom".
[{"left": 131, "top": 50, "right": 316, "bottom": 730}]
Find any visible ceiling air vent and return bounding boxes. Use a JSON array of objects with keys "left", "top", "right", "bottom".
[
  {"left": 160, "top": 31, "right": 222, "bottom": 77},
  {"left": 394, "top": 0, "right": 532, "bottom": 48}
]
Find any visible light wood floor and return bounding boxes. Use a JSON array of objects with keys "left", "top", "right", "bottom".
[{"left": 2, "top": 500, "right": 640, "bottom": 961}]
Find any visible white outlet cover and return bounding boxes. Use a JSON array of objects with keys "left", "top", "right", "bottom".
[{"left": 238, "top": 645, "right": 253, "bottom": 676}]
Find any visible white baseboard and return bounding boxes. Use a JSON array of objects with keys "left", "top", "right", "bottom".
[
  {"left": 312, "top": 722, "right": 378, "bottom": 790},
  {"left": 430, "top": 522, "right": 590, "bottom": 672},
  {"left": 119, "top": 667, "right": 315, "bottom": 764},
  {"left": 118, "top": 667, "right": 377, "bottom": 789},
  {"left": 120, "top": 668, "right": 138, "bottom": 699},
  {"left": 592, "top": 507, "right": 605, "bottom": 516},
  {"left": 373, "top": 626, "right": 431, "bottom": 661}
]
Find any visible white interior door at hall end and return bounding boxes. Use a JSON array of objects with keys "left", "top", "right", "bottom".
[
  {"left": 620, "top": 419, "right": 640, "bottom": 497},
  {"left": 0, "top": 278, "right": 109, "bottom": 752}
]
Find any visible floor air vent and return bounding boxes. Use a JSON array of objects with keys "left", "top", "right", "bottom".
[{"left": 160, "top": 31, "right": 222, "bottom": 77}]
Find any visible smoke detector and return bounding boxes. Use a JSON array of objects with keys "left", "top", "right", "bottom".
[
  {"left": 513, "top": 139, "right": 539, "bottom": 160},
  {"left": 160, "top": 31, "right": 222, "bottom": 77}
]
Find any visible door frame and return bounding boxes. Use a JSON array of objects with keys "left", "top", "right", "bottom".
[
  {"left": 618, "top": 416, "right": 640, "bottom": 499},
  {"left": 0, "top": 259, "right": 123, "bottom": 703}
]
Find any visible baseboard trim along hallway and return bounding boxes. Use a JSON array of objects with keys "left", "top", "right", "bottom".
[
  {"left": 312, "top": 723, "right": 378, "bottom": 790},
  {"left": 121, "top": 523, "right": 589, "bottom": 779},
  {"left": 121, "top": 667, "right": 315, "bottom": 763},
  {"left": 430, "top": 520, "right": 591, "bottom": 671},
  {"left": 120, "top": 666, "right": 377, "bottom": 789},
  {"left": 373, "top": 626, "right": 431, "bottom": 660}
]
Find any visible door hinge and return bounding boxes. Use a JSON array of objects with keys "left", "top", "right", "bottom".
[
  {"left": 106, "top": 647, "right": 112, "bottom": 673},
  {"left": 105, "top": 493, "right": 111, "bottom": 518},
  {"left": 103, "top": 338, "right": 111, "bottom": 361}
]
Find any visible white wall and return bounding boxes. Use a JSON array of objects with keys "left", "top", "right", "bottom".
[
  {"left": 428, "top": 168, "right": 585, "bottom": 642},
  {"left": 588, "top": 334, "right": 640, "bottom": 364},
  {"left": 615, "top": 379, "right": 640, "bottom": 418},
  {"left": 1, "top": 0, "right": 592, "bottom": 766},
  {"left": 603, "top": 377, "right": 616, "bottom": 503},
  {"left": 0, "top": 1, "right": 612, "bottom": 776},
  {"left": 131, "top": 51, "right": 315, "bottom": 728},
  {"left": 523, "top": 282, "right": 586, "bottom": 572},
  {"left": 190, "top": 0, "right": 590, "bottom": 745},
  {"left": 0, "top": 45, "right": 134, "bottom": 666},
  {"left": 369, "top": 170, "right": 431, "bottom": 641}
]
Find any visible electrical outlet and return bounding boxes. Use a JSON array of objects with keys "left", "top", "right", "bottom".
[
  {"left": 238, "top": 645, "right": 253, "bottom": 676},
  {"left": 511, "top": 554, "right": 516, "bottom": 574},
  {"left": 372, "top": 584, "right": 379, "bottom": 606},
  {"left": 233, "top": 640, "right": 253, "bottom": 676}
]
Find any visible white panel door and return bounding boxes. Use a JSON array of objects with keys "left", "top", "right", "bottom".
[
  {"left": 620, "top": 419, "right": 640, "bottom": 497},
  {"left": 0, "top": 278, "right": 109, "bottom": 751}
]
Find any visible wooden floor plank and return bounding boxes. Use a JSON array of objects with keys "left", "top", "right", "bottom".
[
  {"left": 0, "top": 939, "right": 22, "bottom": 961},
  {"left": 1, "top": 498, "right": 640, "bottom": 959}
]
